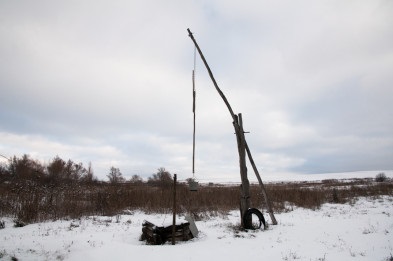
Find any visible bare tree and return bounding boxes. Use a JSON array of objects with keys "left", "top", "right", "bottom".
[
  {"left": 130, "top": 174, "right": 143, "bottom": 184},
  {"left": 47, "top": 156, "right": 87, "bottom": 183},
  {"left": 47, "top": 156, "right": 66, "bottom": 181},
  {"left": 12, "top": 154, "right": 45, "bottom": 180},
  {"left": 81, "top": 162, "right": 96, "bottom": 183},
  {"left": 107, "top": 166, "right": 125, "bottom": 184},
  {"left": 148, "top": 167, "right": 172, "bottom": 187}
]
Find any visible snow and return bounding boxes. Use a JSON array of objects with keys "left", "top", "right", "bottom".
[
  {"left": 198, "top": 170, "right": 393, "bottom": 184},
  {"left": 1, "top": 196, "right": 393, "bottom": 260},
  {"left": 265, "top": 170, "right": 393, "bottom": 182}
]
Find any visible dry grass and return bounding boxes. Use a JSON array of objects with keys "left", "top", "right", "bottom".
[{"left": 0, "top": 177, "right": 392, "bottom": 224}]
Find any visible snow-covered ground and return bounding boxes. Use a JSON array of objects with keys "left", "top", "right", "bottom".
[
  {"left": 1, "top": 196, "right": 392, "bottom": 261},
  {"left": 202, "top": 170, "right": 393, "bottom": 184}
]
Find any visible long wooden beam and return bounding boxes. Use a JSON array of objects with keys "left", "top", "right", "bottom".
[{"left": 187, "top": 29, "right": 237, "bottom": 123}]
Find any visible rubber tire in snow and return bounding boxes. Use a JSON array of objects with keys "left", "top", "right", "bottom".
[{"left": 243, "top": 208, "right": 266, "bottom": 230}]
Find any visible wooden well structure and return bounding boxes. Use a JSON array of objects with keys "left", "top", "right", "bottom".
[{"left": 187, "top": 28, "right": 277, "bottom": 227}]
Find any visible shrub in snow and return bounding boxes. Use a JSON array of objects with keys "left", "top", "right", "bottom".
[
  {"left": 332, "top": 188, "right": 339, "bottom": 203},
  {"left": 0, "top": 220, "right": 4, "bottom": 229},
  {"left": 375, "top": 172, "right": 387, "bottom": 182},
  {"left": 13, "top": 219, "right": 26, "bottom": 228}
]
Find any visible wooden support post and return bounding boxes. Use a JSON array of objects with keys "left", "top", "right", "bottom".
[
  {"left": 172, "top": 174, "right": 177, "bottom": 245},
  {"left": 236, "top": 113, "right": 251, "bottom": 228},
  {"left": 245, "top": 142, "right": 278, "bottom": 225}
]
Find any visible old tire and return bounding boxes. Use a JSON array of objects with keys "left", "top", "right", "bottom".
[{"left": 243, "top": 208, "right": 266, "bottom": 230}]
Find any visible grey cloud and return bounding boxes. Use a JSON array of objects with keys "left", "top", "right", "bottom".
[{"left": 1, "top": 0, "right": 392, "bottom": 180}]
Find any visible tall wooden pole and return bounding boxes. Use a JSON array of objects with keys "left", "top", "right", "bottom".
[
  {"left": 172, "top": 174, "right": 177, "bottom": 245},
  {"left": 237, "top": 114, "right": 251, "bottom": 227}
]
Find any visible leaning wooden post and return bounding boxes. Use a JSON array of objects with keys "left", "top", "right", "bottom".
[
  {"left": 245, "top": 142, "right": 278, "bottom": 225},
  {"left": 172, "top": 174, "right": 177, "bottom": 245}
]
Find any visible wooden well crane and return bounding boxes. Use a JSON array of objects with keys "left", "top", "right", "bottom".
[{"left": 187, "top": 28, "right": 277, "bottom": 227}]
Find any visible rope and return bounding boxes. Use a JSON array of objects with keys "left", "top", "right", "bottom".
[{"left": 192, "top": 46, "right": 196, "bottom": 178}]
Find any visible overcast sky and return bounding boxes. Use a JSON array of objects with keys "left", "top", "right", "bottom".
[{"left": 0, "top": 0, "right": 392, "bottom": 182}]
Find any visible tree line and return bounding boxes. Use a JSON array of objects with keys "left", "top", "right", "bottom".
[{"left": 0, "top": 154, "right": 173, "bottom": 186}]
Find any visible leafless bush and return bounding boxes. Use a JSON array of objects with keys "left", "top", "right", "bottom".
[{"left": 376, "top": 172, "right": 387, "bottom": 182}]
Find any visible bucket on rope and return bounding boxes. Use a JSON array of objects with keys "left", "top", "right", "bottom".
[{"left": 188, "top": 178, "right": 198, "bottom": 192}]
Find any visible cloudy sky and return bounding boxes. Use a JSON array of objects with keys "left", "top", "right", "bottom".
[{"left": 0, "top": 0, "right": 392, "bottom": 182}]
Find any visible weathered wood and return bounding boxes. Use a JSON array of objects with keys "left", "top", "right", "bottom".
[
  {"left": 188, "top": 28, "right": 277, "bottom": 228},
  {"left": 185, "top": 214, "right": 199, "bottom": 237},
  {"left": 192, "top": 68, "right": 196, "bottom": 174},
  {"left": 187, "top": 29, "right": 237, "bottom": 122},
  {"left": 236, "top": 114, "right": 251, "bottom": 228},
  {"left": 172, "top": 174, "right": 177, "bottom": 245},
  {"left": 245, "top": 141, "right": 278, "bottom": 225},
  {"left": 141, "top": 220, "right": 193, "bottom": 245},
  {"left": 188, "top": 28, "right": 252, "bottom": 229}
]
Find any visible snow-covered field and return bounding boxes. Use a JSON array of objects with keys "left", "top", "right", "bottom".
[
  {"left": 210, "top": 170, "right": 393, "bottom": 184},
  {"left": 1, "top": 196, "right": 392, "bottom": 261}
]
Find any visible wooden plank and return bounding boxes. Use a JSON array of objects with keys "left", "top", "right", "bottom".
[{"left": 141, "top": 220, "right": 193, "bottom": 245}]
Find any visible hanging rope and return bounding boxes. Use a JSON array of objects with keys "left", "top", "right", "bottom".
[{"left": 192, "top": 46, "right": 196, "bottom": 178}]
